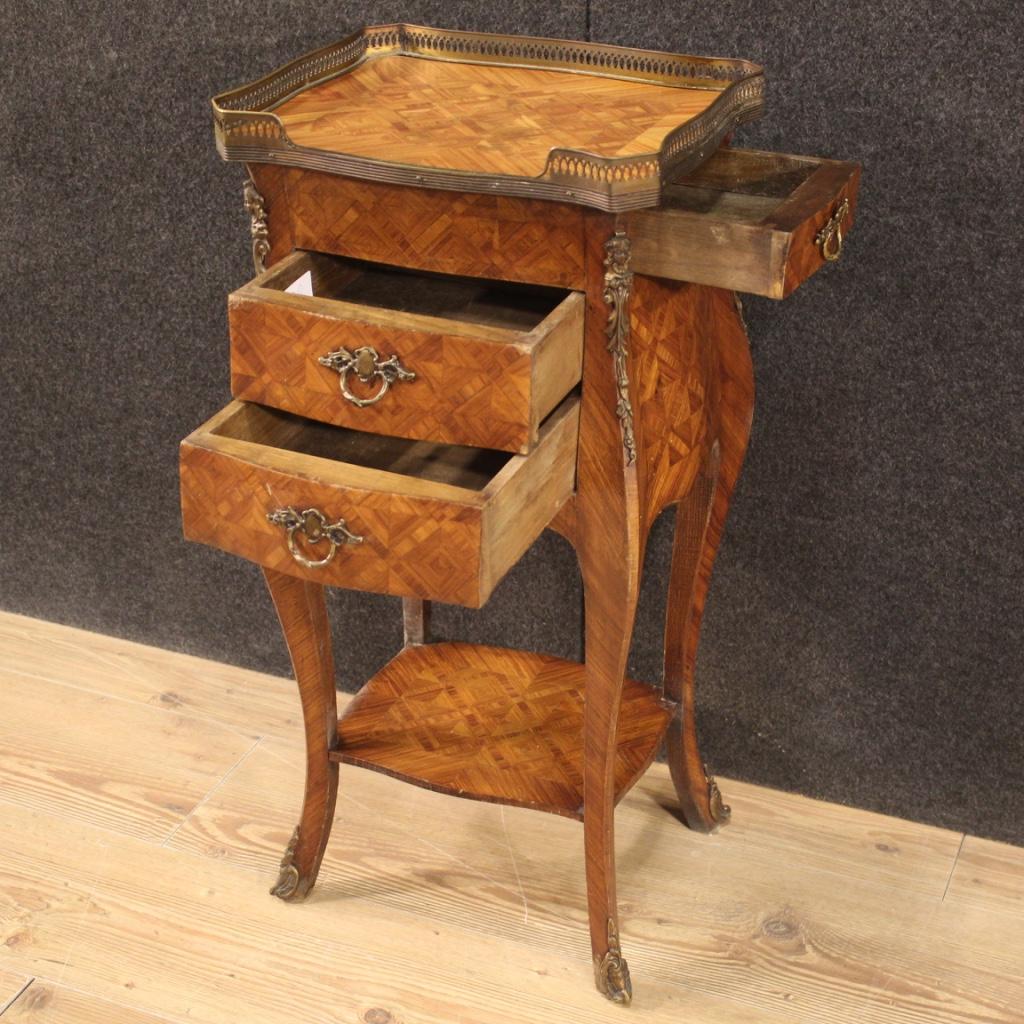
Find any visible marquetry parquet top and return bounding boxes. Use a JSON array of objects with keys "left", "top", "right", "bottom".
[
  {"left": 274, "top": 55, "right": 718, "bottom": 178},
  {"left": 332, "top": 643, "right": 672, "bottom": 819}
]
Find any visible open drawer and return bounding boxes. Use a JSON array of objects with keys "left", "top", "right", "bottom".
[
  {"left": 228, "top": 250, "right": 584, "bottom": 454},
  {"left": 626, "top": 147, "right": 861, "bottom": 298},
  {"left": 180, "top": 395, "right": 579, "bottom": 608}
]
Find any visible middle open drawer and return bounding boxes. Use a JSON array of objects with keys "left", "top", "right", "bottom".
[{"left": 229, "top": 251, "right": 584, "bottom": 454}]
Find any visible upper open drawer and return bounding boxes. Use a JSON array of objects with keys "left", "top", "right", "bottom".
[
  {"left": 626, "top": 147, "right": 861, "bottom": 299},
  {"left": 229, "top": 250, "right": 583, "bottom": 454}
]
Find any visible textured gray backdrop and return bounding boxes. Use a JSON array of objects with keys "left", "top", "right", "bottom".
[{"left": 2, "top": 2, "right": 1021, "bottom": 843}]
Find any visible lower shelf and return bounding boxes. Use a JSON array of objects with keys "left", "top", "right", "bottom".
[{"left": 330, "top": 642, "right": 672, "bottom": 819}]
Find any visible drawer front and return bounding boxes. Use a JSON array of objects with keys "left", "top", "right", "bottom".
[
  {"left": 180, "top": 397, "right": 579, "bottom": 608},
  {"left": 229, "top": 252, "right": 584, "bottom": 454},
  {"left": 626, "top": 147, "right": 861, "bottom": 299}
]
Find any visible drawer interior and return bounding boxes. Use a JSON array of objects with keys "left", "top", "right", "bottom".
[
  {"left": 663, "top": 148, "right": 820, "bottom": 221},
  {"left": 261, "top": 250, "right": 571, "bottom": 332},
  {"left": 212, "top": 401, "right": 511, "bottom": 491}
]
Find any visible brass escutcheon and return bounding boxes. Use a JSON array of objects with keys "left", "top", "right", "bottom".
[
  {"left": 815, "top": 197, "right": 850, "bottom": 262},
  {"left": 266, "top": 506, "right": 363, "bottom": 569},
  {"left": 318, "top": 345, "right": 416, "bottom": 408}
]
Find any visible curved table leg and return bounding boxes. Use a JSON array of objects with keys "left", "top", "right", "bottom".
[
  {"left": 576, "top": 222, "right": 644, "bottom": 1005},
  {"left": 263, "top": 567, "right": 339, "bottom": 902},
  {"left": 663, "top": 296, "right": 754, "bottom": 832},
  {"left": 581, "top": 544, "right": 639, "bottom": 1005}
]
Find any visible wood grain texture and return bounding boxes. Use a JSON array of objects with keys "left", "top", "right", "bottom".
[
  {"left": 625, "top": 281, "right": 754, "bottom": 830},
  {"left": 282, "top": 167, "right": 587, "bottom": 288},
  {"left": 0, "top": 972, "right": 30, "bottom": 1015},
  {"left": 0, "top": 610, "right": 299, "bottom": 743},
  {"left": 945, "top": 835, "right": 1024, "bottom": 915},
  {"left": 229, "top": 251, "right": 584, "bottom": 453},
  {"left": 180, "top": 397, "right": 579, "bottom": 608},
  {"left": 0, "top": 800, "right": 783, "bottom": 1024},
  {"left": 275, "top": 53, "right": 718, "bottom": 177},
  {"left": 626, "top": 148, "right": 860, "bottom": 298},
  {"left": 573, "top": 214, "right": 643, "bottom": 985},
  {"left": 262, "top": 568, "right": 338, "bottom": 902},
  {"left": 2, "top": 613, "right": 1022, "bottom": 1024},
  {"left": 331, "top": 642, "right": 670, "bottom": 819},
  {"left": 0, "top": 666, "right": 254, "bottom": 843},
  {"left": 4, "top": 983, "right": 173, "bottom": 1023}
]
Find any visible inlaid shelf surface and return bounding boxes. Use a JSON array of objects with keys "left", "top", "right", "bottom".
[{"left": 331, "top": 643, "right": 672, "bottom": 819}]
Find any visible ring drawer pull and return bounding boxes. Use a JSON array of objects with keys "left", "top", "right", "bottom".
[
  {"left": 815, "top": 197, "right": 850, "bottom": 262},
  {"left": 267, "top": 506, "right": 364, "bottom": 569},
  {"left": 318, "top": 345, "right": 416, "bottom": 408}
]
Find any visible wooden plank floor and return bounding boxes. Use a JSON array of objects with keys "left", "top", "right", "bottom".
[{"left": 0, "top": 610, "right": 1021, "bottom": 1023}]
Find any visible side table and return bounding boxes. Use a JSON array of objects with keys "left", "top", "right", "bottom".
[{"left": 180, "top": 25, "right": 859, "bottom": 1004}]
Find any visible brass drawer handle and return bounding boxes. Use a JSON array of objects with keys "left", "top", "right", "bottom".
[
  {"left": 267, "top": 506, "right": 363, "bottom": 569},
  {"left": 815, "top": 197, "right": 850, "bottom": 262},
  {"left": 318, "top": 345, "right": 416, "bottom": 408}
]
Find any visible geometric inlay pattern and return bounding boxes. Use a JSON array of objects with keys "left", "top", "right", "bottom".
[
  {"left": 276, "top": 56, "right": 719, "bottom": 178},
  {"left": 180, "top": 442, "right": 487, "bottom": 607},
  {"left": 229, "top": 296, "right": 537, "bottom": 453},
  {"left": 286, "top": 169, "right": 587, "bottom": 290},
  {"left": 631, "top": 274, "right": 718, "bottom": 524},
  {"left": 333, "top": 642, "right": 672, "bottom": 819}
]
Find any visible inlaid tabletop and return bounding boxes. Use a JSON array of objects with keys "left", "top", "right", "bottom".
[
  {"left": 212, "top": 25, "right": 765, "bottom": 210},
  {"left": 274, "top": 55, "right": 720, "bottom": 177}
]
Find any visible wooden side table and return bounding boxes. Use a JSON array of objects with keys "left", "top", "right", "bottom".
[{"left": 180, "top": 25, "right": 859, "bottom": 1004}]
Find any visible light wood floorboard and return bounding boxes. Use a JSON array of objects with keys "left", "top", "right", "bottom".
[
  {"left": 945, "top": 835, "right": 1024, "bottom": 916},
  {"left": 0, "top": 611, "right": 1020, "bottom": 1023},
  {"left": 3, "top": 983, "right": 174, "bottom": 1023}
]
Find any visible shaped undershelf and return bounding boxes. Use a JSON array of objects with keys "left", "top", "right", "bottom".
[{"left": 331, "top": 642, "right": 672, "bottom": 819}]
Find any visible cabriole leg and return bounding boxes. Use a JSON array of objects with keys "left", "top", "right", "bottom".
[
  {"left": 663, "top": 296, "right": 754, "bottom": 832},
  {"left": 263, "top": 567, "right": 339, "bottom": 901}
]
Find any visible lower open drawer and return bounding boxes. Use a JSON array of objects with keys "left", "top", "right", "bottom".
[{"left": 180, "top": 396, "right": 579, "bottom": 607}]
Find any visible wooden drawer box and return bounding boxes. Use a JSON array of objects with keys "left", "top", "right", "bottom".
[
  {"left": 180, "top": 396, "right": 579, "bottom": 608},
  {"left": 229, "top": 251, "right": 584, "bottom": 454},
  {"left": 626, "top": 147, "right": 861, "bottom": 298}
]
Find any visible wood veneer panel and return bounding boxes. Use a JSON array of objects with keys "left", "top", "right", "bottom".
[
  {"left": 275, "top": 55, "right": 718, "bottom": 177},
  {"left": 331, "top": 642, "right": 671, "bottom": 818},
  {"left": 229, "top": 251, "right": 584, "bottom": 453},
  {"left": 179, "top": 397, "right": 578, "bottom": 607},
  {"left": 282, "top": 168, "right": 587, "bottom": 289}
]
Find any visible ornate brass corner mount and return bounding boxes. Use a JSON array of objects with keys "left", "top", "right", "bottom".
[
  {"left": 706, "top": 765, "right": 732, "bottom": 826},
  {"left": 603, "top": 230, "right": 637, "bottom": 465},
  {"left": 815, "top": 197, "right": 850, "bottom": 262},
  {"left": 318, "top": 346, "right": 416, "bottom": 407},
  {"left": 270, "top": 827, "right": 301, "bottom": 900},
  {"left": 243, "top": 175, "right": 270, "bottom": 273},
  {"left": 267, "top": 506, "right": 364, "bottom": 569},
  {"left": 594, "top": 917, "right": 633, "bottom": 1005}
]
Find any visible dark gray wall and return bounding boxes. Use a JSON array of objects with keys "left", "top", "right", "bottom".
[{"left": 3, "top": 2, "right": 1021, "bottom": 843}]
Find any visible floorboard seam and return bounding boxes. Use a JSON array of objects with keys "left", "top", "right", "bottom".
[
  {"left": 29, "top": 978, "right": 189, "bottom": 1024},
  {"left": 941, "top": 833, "right": 967, "bottom": 902},
  {"left": 0, "top": 978, "right": 34, "bottom": 1017},
  {"left": 160, "top": 736, "right": 264, "bottom": 849}
]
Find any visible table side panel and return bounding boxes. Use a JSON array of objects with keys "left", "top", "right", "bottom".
[{"left": 278, "top": 168, "right": 588, "bottom": 289}]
